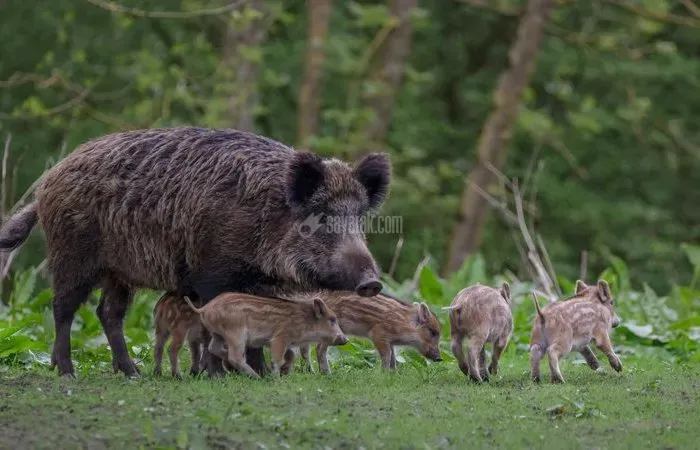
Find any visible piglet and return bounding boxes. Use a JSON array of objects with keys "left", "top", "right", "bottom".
[
  {"left": 152, "top": 292, "right": 205, "bottom": 377},
  {"left": 297, "top": 291, "right": 442, "bottom": 374},
  {"left": 183, "top": 293, "right": 347, "bottom": 379},
  {"left": 530, "top": 279, "right": 622, "bottom": 384},
  {"left": 444, "top": 282, "right": 513, "bottom": 382}
]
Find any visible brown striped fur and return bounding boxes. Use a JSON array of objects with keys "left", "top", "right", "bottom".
[
  {"left": 184, "top": 292, "right": 347, "bottom": 379},
  {"left": 444, "top": 282, "right": 512, "bottom": 382},
  {"left": 152, "top": 293, "right": 205, "bottom": 377},
  {"left": 530, "top": 279, "right": 622, "bottom": 384},
  {"left": 295, "top": 291, "right": 442, "bottom": 374}
]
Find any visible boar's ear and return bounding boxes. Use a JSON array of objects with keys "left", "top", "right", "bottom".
[
  {"left": 596, "top": 280, "right": 612, "bottom": 303},
  {"left": 312, "top": 297, "right": 329, "bottom": 319},
  {"left": 414, "top": 302, "right": 431, "bottom": 324},
  {"left": 353, "top": 153, "right": 391, "bottom": 210},
  {"left": 287, "top": 152, "right": 326, "bottom": 208},
  {"left": 575, "top": 280, "right": 588, "bottom": 294},
  {"left": 500, "top": 282, "right": 511, "bottom": 303}
]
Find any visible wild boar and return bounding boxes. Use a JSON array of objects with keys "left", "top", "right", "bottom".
[
  {"left": 152, "top": 292, "right": 205, "bottom": 377},
  {"left": 183, "top": 292, "right": 348, "bottom": 379},
  {"left": 530, "top": 279, "right": 622, "bottom": 384},
  {"left": 0, "top": 127, "right": 390, "bottom": 378},
  {"left": 444, "top": 282, "right": 513, "bottom": 382},
  {"left": 296, "top": 291, "right": 443, "bottom": 374}
]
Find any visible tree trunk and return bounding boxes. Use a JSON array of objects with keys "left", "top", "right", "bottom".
[
  {"left": 362, "top": 0, "right": 418, "bottom": 150},
  {"left": 443, "top": 0, "right": 552, "bottom": 275},
  {"left": 297, "top": 0, "right": 333, "bottom": 147},
  {"left": 216, "top": 0, "right": 267, "bottom": 132}
]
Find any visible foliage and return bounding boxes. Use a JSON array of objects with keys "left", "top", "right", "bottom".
[
  {"left": 1, "top": 248, "right": 698, "bottom": 370},
  {"left": 0, "top": 0, "right": 698, "bottom": 293}
]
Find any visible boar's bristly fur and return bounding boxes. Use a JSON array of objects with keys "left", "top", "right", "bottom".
[{"left": 0, "top": 127, "right": 390, "bottom": 379}]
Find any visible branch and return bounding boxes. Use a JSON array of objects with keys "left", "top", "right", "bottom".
[
  {"left": 388, "top": 235, "right": 405, "bottom": 279},
  {"left": 681, "top": 0, "right": 700, "bottom": 18},
  {"left": 84, "top": 0, "right": 246, "bottom": 19},
  {"left": 604, "top": 0, "right": 700, "bottom": 28},
  {"left": 2, "top": 134, "right": 11, "bottom": 215},
  {"left": 0, "top": 85, "right": 93, "bottom": 120}
]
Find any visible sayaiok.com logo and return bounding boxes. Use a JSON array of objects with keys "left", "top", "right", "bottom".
[{"left": 297, "top": 213, "right": 403, "bottom": 238}]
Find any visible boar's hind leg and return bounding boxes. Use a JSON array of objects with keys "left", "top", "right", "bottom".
[
  {"left": 51, "top": 280, "right": 97, "bottom": 378},
  {"left": 478, "top": 347, "right": 489, "bottom": 382},
  {"left": 187, "top": 336, "right": 203, "bottom": 376},
  {"left": 450, "top": 334, "right": 469, "bottom": 378},
  {"left": 530, "top": 344, "right": 544, "bottom": 383},
  {"left": 594, "top": 332, "right": 622, "bottom": 373},
  {"left": 316, "top": 343, "right": 331, "bottom": 374},
  {"left": 96, "top": 277, "right": 139, "bottom": 377},
  {"left": 153, "top": 323, "right": 169, "bottom": 376},
  {"left": 489, "top": 336, "right": 509, "bottom": 376}
]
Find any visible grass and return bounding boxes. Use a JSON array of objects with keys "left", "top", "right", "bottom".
[{"left": 2, "top": 351, "right": 698, "bottom": 450}]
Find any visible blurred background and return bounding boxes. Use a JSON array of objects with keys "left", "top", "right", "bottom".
[{"left": 1, "top": 0, "right": 698, "bottom": 295}]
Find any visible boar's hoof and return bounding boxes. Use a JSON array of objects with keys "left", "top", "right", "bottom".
[
  {"left": 59, "top": 372, "right": 77, "bottom": 380},
  {"left": 355, "top": 280, "right": 382, "bottom": 297},
  {"left": 551, "top": 377, "right": 564, "bottom": 384},
  {"left": 469, "top": 374, "right": 483, "bottom": 383},
  {"left": 152, "top": 368, "right": 163, "bottom": 377},
  {"left": 532, "top": 376, "right": 541, "bottom": 384}
]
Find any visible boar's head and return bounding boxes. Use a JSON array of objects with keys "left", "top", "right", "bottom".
[
  {"left": 576, "top": 279, "right": 621, "bottom": 328},
  {"left": 282, "top": 152, "right": 390, "bottom": 297}
]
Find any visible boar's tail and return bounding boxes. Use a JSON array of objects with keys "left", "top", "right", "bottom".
[
  {"left": 183, "top": 295, "right": 204, "bottom": 314},
  {"left": 0, "top": 202, "right": 38, "bottom": 252}
]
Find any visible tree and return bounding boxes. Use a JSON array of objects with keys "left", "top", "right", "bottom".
[
  {"left": 297, "top": 0, "right": 333, "bottom": 146},
  {"left": 443, "top": 0, "right": 553, "bottom": 275},
  {"left": 212, "top": 0, "right": 268, "bottom": 132},
  {"left": 361, "top": 0, "right": 418, "bottom": 150}
]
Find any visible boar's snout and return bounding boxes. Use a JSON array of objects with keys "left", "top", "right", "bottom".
[
  {"left": 356, "top": 278, "right": 382, "bottom": 297},
  {"left": 333, "top": 334, "right": 349, "bottom": 346},
  {"left": 426, "top": 348, "right": 443, "bottom": 362}
]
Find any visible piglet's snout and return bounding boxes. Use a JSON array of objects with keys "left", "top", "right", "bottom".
[
  {"left": 334, "top": 334, "right": 349, "bottom": 345},
  {"left": 612, "top": 315, "right": 621, "bottom": 328}
]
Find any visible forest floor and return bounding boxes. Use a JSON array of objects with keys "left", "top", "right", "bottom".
[{"left": 1, "top": 354, "right": 698, "bottom": 450}]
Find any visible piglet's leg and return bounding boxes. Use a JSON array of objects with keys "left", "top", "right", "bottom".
[
  {"left": 369, "top": 330, "right": 392, "bottom": 370},
  {"left": 595, "top": 332, "right": 622, "bottom": 372},
  {"left": 478, "top": 347, "right": 489, "bottom": 382},
  {"left": 168, "top": 322, "right": 189, "bottom": 378},
  {"left": 221, "top": 336, "right": 260, "bottom": 379},
  {"left": 152, "top": 322, "right": 168, "bottom": 376},
  {"left": 268, "top": 338, "right": 288, "bottom": 378},
  {"left": 450, "top": 334, "right": 469, "bottom": 378},
  {"left": 489, "top": 336, "right": 509, "bottom": 376},
  {"left": 578, "top": 345, "right": 600, "bottom": 371},
  {"left": 187, "top": 335, "right": 203, "bottom": 376},
  {"left": 466, "top": 337, "right": 486, "bottom": 383},
  {"left": 530, "top": 344, "right": 544, "bottom": 383},
  {"left": 280, "top": 348, "right": 296, "bottom": 376},
  {"left": 299, "top": 345, "right": 314, "bottom": 373},
  {"left": 547, "top": 345, "right": 565, "bottom": 384},
  {"left": 389, "top": 346, "right": 397, "bottom": 370},
  {"left": 316, "top": 343, "right": 331, "bottom": 374}
]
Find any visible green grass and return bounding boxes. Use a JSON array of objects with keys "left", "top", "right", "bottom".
[{"left": 2, "top": 352, "right": 698, "bottom": 450}]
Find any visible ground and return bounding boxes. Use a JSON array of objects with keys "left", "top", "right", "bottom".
[{"left": 1, "top": 353, "right": 698, "bottom": 450}]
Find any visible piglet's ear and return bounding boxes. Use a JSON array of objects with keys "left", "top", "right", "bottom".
[
  {"left": 312, "top": 297, "right": 329, "bottom": 319},
  {"left": 414, "top": 302, "right": 431, "bottom": 324},
  {"left": 575, "top": 280, "right": 588, "bottom": 294},
  {"left": 287, "top": 152, "right": 326, "bottom": 208},
  {"left": 596, "top": 280, "right": 612, "bottom": 303},
  {"left": 353, "top": 153, "right": 391, "bottom": 210},
  {"left": 500, "top": 282, "right": 511, "bottom": 303}
]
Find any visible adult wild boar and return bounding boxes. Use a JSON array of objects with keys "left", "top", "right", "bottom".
[{"left": 0, "top": 127, "right": 390, "bottom": 378}]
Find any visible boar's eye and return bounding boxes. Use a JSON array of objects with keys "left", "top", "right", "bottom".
[
  {"left": 330, "top": 317, "right": 337, "bottom": 325},
  {"left": 429, "top": 329, "right": 438, "bottom": 338}
]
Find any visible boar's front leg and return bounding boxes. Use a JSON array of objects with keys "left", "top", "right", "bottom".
[
  {"left": 153, "top": 321, "right": 169, "bottom": 376},
  {"left": 215, "top": 335, "right": 260, "bottom": 379},
  {"left": 280, "top": 348, "right": 296, "bottom": 375},
  {"left": 478, "top": 347, "right": 489, "bottom": 382},
  {"left": 299, "top": 345, "right": 313, "bottom": 373},
  {"left": 546, "top": 345, "right": 565, "bottom": 384},
  {"left": 96, "top": 277, "right": 140, "bottom": 378},
  {"left": 389, "top": 346, "right": 397, "bottom": 370},
  {"left": 578, "top": 345, "right": 600, "bottom": 371},
  {"left": 595, "top": 332, "right": 622, "bottom": 373},
  {"left": 466, "top": 337, "right": 487, "bottom": 383}
]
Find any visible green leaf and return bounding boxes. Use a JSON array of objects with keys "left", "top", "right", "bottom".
[{"left": 418, "top": 265, "right": 443, "bottom": 305}]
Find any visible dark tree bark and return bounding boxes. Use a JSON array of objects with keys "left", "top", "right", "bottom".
[
  {"left": 444, "top": 0, "right": 552, "bottom": 275},
  {"left": 297, "top": 0, "right": 333, "bottom": 146}
]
